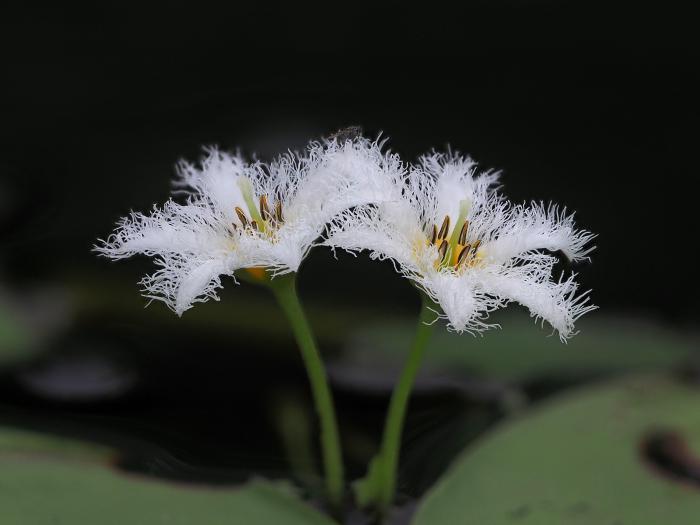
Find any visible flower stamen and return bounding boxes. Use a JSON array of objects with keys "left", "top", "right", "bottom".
[
  {"left": 458, "top": 220, "right": 469, "bottom": 245},
  {"left": 235, "top": 206, "right": 249, "bottom": 228},
  {"left": 259, "top": 194, "right": 271, "bottom": 222},
  {"left": 429, "top": 224, "right": 438, "bottom": 245},
  {"left": 456, "top": 243, "right": 471, "bottom": 267},
  {"left": 275, "top": 200, "right": 284, "bottom": 224},
  {"left": 427, "top": 215, "right": 485, "bottom": 270},
  {"left": 437, "top": 239, "right": 449, "bottom": 261},
  {"left": 437, "top": 215, "right": 450, "bottom": 241},
  {"left": 232, "top": 194, "right": 286, "bottom": 240}
]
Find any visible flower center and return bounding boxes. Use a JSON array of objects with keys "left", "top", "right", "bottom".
[
  {"left": 428, "top": 214, "right": 483, "bottom": 271},
  {"left": 232, "top": 193, "right": 284, "bottom": 238}
]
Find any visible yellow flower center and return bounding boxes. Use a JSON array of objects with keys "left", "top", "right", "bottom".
[
  {"left": 232, "top": 193, "right": 284, "bottom": 240},
  {"left": 427, "top": 215, "right": 484, "bottom": 271},
  {"left": 231, "top": 186, "right": 285, "bottom": 281}
]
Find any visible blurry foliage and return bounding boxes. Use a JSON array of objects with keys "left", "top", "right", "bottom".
[
  {"left": 414, "top": 376, "right": 700, "bottom": 525},
  {"left": 272, "top": 390, "right": 321, "bottom": 497},
  {"left": 343, "top": 312, "right": 698, "bottom": 383},
  {"left": 70, "top": 276, "right": 398, "bottom": 348},
  {"left": 0, "top": 427, "right": 334, "bottom": 525},
  {"left": 0, "top": 301, "right": 30, "bottom": 365},
  {"left": 0, "top": 427, "right": 113, "bottom": 461},
  {"left": 1, "top": 275, "right": 700, "bottom": 523},
  {"left": 0, "top": 287, "right": 74, "bottom": 366}
]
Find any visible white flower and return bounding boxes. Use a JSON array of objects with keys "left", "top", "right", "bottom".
[
  {"left": 324, "top": 150, "right": 596, "bottom": 340},
  {"left": 95, "top": 136, "right": 402, "bottom": 315}
]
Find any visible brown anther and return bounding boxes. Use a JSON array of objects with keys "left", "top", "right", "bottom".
[
  {"left": 458, "top": 220, "right": 469, "bottom": 245},
  {"left": 250, "top": 220, "right": 258, "bottom": 231},
  {"left": 429, "top": 224, "right": 438, "bottom": 244},
  {"left": 235, "top": 207, "right": 249, "bottom": 227},
  {"left": 259, "top": 195, "right": 271, "bottom": 221},
  {"left": 472, "top": 239, "right": 482, "bottom": 252},
  {"left": 438, "top": 215, "right": 450, "bottom": 240},
  {"left": 457, "top": 244, "right": 472, "bottom": 267},
  {"left": 438, "top": 239, "right": 449, "bottom": 261},
  {"left": 275, "top": 200, "right": 284, "bottom": 223}
]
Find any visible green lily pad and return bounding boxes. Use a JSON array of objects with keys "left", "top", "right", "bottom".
[
  {"left": 414, "top": 375, "right": 700, "bottom": 525},
  {"left": 346, "top": 312, "right": 698, "bottom": 382},
  {"left": 0, "top": 427, "right": 114, "bottom": 461},
  {"left": 0, "top": 427, "right": 336, "bottom": 525}
]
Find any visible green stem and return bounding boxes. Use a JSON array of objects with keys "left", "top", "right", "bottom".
[
  {"left": 269, "top": 273, "right": 344, "bottom": 509},
  {"left": 377, "top": 296, "right": 436, "bottom": 515}
]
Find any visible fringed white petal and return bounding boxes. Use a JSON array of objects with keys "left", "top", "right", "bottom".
[
  {"left": 324, "top": 203, "right": 422, "bottom": 273},
  {"left": 473, "top": 263, "right": 597, "bottom": 341},
  {"left": 419, "top": 271, "right": 504, "bottom": 334},
  {"left": 95, "top": 201, "right": 232, "bottom": 259},
  {"left": 141, "top": 252, "right": 243, "bottom": 315},
  {"left": 286, "top": 137, "right": 405, "bottom": 227},
  {"left": 417, "top": 151, "right": 501, "bottom": 226},
  {"left": 176, "top": 148, "right": 250, "bottom": 222},
  {"left": 484, "top": 203, "right": 596, "bottom": 264}
]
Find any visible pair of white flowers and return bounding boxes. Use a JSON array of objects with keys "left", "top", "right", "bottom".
[{"left": 96, "top": 135, "right": 595, "bottom": 340}]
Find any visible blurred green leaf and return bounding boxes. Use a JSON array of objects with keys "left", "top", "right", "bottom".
[
  {"left": 273, "top": 391, "right": 321, "bottom": 495},
  {"left": 0, "top": 288, "right": 74, "bottom": 367},
  {"left": 0, "top": 427, "right": 113, "bottom": 461},
  {"left": 346, "top": 312, "right": 698, "bottom": 382},
  {"left": 414, "top": 376, "right": 700, "bottom": 525},
  {"left": 71, "top": 276, "right": 402, "bottom": 348},
  {"left": 0, "top": 303, "right": 32, "bottom": 365},
  {"left": 0, "top": 427, "right": 336, "bottom": 525}
]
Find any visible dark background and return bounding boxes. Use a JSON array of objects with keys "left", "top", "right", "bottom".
[
  {"left": 2, "top": 1, "right": 698, "bottom": 320},
  {"left": 0, "top": 0, "right": 698, "bottom": 502}
]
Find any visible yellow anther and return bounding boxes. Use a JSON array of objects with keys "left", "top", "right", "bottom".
[
  {"left": 259, "top": 195, "right": 271, "bottom": 221},
  {"left": 438, "top": 239, "right": 449, "bottom": 261},
  {"left": 275, "top": 200, "right": 284, "bottom": 224},
  {"left": 235, "top": 207, "right": 249, "bottom": 227},
  {"left": 458, "top": 220, "right": 469, "bottom": 245},
  {"left": 456, "top": 244, "right": 471, "bottom": 267},
  {"left": 437, "top": 215, "right": 450, "bottom": 240}
]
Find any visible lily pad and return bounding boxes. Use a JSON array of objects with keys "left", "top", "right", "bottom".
[
  {"left": 414, "top": 376, "right": 700, "bottom": 524},
  {"left": 345, "top": 312, "right": 698, "bottom": 383},
  {"left": 0, "top": 427, "right": 113, "bottom": 461},
  {"left": 0, "top": 426, "right": 336, "bottom": 525}
]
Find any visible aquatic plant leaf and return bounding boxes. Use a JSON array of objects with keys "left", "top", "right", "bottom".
[
  {"left": 0, "top": 427, "right": 336, "bottom": 525},
  {"left": 344, "top": 312, "right": 697, "bottom": 383},
  {"left": 414, "top": 376, "right": 700, "bottom": 525}
]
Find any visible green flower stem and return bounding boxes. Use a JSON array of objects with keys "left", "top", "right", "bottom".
[
  {"left": 377, "top": 295, "right": 436, "bottom": 514},
  {"left": 268, "top": 273, "right": 344, "bottom": 509}
]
